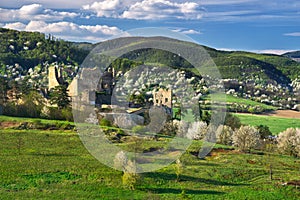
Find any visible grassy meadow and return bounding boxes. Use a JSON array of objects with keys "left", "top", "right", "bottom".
[
  {"left": 235, "top": 113, "right": 300, "bottom": 134},
  {"left": 0, "top": 115, "right": 300, "bottom": 199}
]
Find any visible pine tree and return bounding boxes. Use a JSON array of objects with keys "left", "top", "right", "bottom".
[{"left": 49, "top": 85, "right": 70, "bottom": 109}]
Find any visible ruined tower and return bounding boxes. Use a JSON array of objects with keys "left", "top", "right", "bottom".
[
  {"left": 153, "top": 88, "right": 172, "bottom": 108},
  {"left": 48, "top": 65, "right": 64, "bottom": 90}
]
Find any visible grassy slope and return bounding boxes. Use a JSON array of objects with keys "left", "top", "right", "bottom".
[
  {"left": 234, "top": 113, "right": 300, "bottom": 135},
  {"left": 0, "top": 116, "right": 300, "bottom": 199},
  {"left": 0, "top": 115, "right": 74, "bottom": 124},
  {"left": 205, "top": 94, "right": 277, "bottom": 110}
]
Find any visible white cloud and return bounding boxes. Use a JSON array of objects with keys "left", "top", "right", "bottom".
[
  {"left": 3, "top": 22, "right": 27, "bottom": 30},
  {"left": 3, "top": 21, "right": 124, "bottom": 43},
  {"left": 199, "top": 0, "right": 259, "bottom": 6},
  {"left": 0, "top": 4, "right": 78, "bottom": 23},
  {"left": 83, "top": 0, "right": 125, "bottom": 18},
  {"left": 83, "top": 0, "right": 204, "bottom": 20},
  {"left": 20, "top": 4, "right": 44, "bottom": 15},
  {"left": 172, "top": 28, "right": 201, "bottom": 34},
  {"left": 284, "top": 32, "right": 300, "bottom": 37},
  {"left": 0, "top": 0, "right": 96, "bottom": 9}
]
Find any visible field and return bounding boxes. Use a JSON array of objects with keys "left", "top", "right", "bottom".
[
  {"left": 235, "top": 113, "right": 300, "bottom": 134},
  {"left": 201, "top": 94, "right": 277, "bottom": 114},
  {"left": 1, "top": 116, "right": 300, "bottom": 199},
  {"left": 224, "top": 95, "right": 277, "bottom": 110}
]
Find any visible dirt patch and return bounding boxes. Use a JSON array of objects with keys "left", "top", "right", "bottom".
[
  {"left": 190, "top": 148, "right": 238, "bottom": 158},
  {"left": 208, "top": 148, "right": 240, "bottom": 157},
  {"left": 263, "top": 110, "right": 300, "bottom": 119},
  {"left": 282, "top": 180, "right": 300, "bottom": 186},
  {"left": 237, "top": 110, "right": 300, "bottom": 119},
  {"left": 0, "top": 121, "right": 20, "bottom": 128}
]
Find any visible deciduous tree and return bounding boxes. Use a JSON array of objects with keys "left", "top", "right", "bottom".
[{"left": 232, "top": 125, "right": 260, "bottom": 152}]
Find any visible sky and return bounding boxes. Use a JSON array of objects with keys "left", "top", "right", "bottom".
[{"left": 0, "top": 0, "right": 300, "bottom": 54}]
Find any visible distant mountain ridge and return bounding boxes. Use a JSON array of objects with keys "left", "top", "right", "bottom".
[{"left": 283, "top": 51, "right": 300, "bottom": 62}]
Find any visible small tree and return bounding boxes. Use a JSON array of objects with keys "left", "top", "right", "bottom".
[
  {"left": 21, "top": 91, "right": 45, "bottom": 118},
  {"left": 175, "top": 158, "right": 184, "bottom": 182},
  {"left": 216, "top": 125, "right": 233, "bottom": 145},
  {"left": 0, "top": 77, "right": 8, "bottom": 106},
  {"left": 129, "top": 92, "right": 145, "bottom": 107},
  {"left": 114, "top": 151, "right": 128, "bottom": 171},
  {"left": 161, "top": 120, "right": 178, "bottom": 136},
  {"left": 224, "top": 113, "right": 241, "bottom": 130},
  {"left": 99, "top": 118, "right": 111, "bottom": 127},
  {"left": 122, "top": 160, "right": 140, "bottom": 190},
  {"left": 49, "top": 85, "right": 70, "bottom": 109},
  {"left": 257, "top": 125, "right": 272, "bottom": 139},
  {"left": 277, "top": 128, "right": 300, "bottom": 157},
  {"left": 232, "top": 126, "right": 260, "bottom": 152},
  {"left": 186, "top": 121, "right": 207, "bottom": 140}
]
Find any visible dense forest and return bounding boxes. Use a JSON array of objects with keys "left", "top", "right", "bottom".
[
  {"left": 0, "top": 28, "right": 89, "bottom": 72},
  {"left": 1, "top": 28, "right": 300, "bottom": 84}
]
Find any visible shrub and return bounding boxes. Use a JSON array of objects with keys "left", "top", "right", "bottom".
[
  {"left": 232, "top": 125, "right": 260, "bottom": 152},
  {"left": 99, "top": 118, "right": 111, "bottom": 127},
  {"left": 132, "top": 125, "right": 146, "bottom": 135},
  {"left": 161, "top": 120, "right": 178, "bottom": 136},
  {"left": 174, "top": 158, "right": 183, "bottom": 182},
  {"left": 114, "top": 151, "right": 128, "bottom": 171},
  {"left": 43, "top": 107, "right": 64, "bottom": 120},
  {"left": 122, "top": 160, "right": 140, "bottom": 190},
  {"left": 256, "top": 125, "right": 272, "bottom": 139},
  {"left": 216, "top": 125, "right": 233, "bottom": 145},
  {"left": 61, "top": 107, "right": 73, "bottom": 122},
  {"left": 41, "top": 106, "right": 73, "bottom": 121},
  {"left": 176, "top": 120, "right": 190, "bottom": 138},
  {"left": 277, "top": 128, "right": 300, "bottom": 157},
  {"left": 224, "top": 113, "right": 241, "bottom": 130},
  {"left": 186, "top": 121, "right": 208, "bottom": 140}
]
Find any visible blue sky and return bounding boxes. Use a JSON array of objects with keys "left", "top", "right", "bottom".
[{"left": 0, "top": 0, "right": 299, "bottom": 54}]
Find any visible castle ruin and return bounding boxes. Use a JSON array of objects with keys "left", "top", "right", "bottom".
[{"left": 153, "top": 88, "right": 172, "bottom": 108}]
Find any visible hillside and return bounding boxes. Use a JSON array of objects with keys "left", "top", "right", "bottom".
[
  {"left": 0, "top": 28, "right": 89, "bottom": 82},
  {"left": 0, "top": 29, "right": 300, "bottom": 113},
  {"left": 283, "top": 50, "right": 300, "bottom": 58},
  {"left": 93, "top": 36, "right": 300, "bottom": 111},
  {"left": 0, "top": 116, "right": 300, "bottom": 199},
  {"left": 283, "top": 51, "right": 300, "bottom": 62},
  {"left": 1, "top": 28, "right": 299, "bottom": 84},
  {"left": 0, "top": 28, "right": 300, "bottom": 81}
]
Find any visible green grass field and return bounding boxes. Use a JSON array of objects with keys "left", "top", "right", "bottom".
[
  {"left": 224, "top": 95, "right": 276, "bottom": 110},
  {"left": 0, "top": 115, "right": 74, "bottom": 125},
  {"left": 0, "top": 116, "right": 300, "bottom": 199},
  {"left": 204, "top": 94, "right": 277, "bottom": 111},
  {"left": 235, "top": 113, "right": 300, "bottom": 134}
]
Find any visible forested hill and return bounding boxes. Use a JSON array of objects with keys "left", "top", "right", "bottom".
[
  {"left": 0, "top": 28, "right": 300, "bottom": 86},
  {"left": 0, "top": 28, "right": 89, "bottom": 71},
  {"left": 283, "top": 51, "right": 300, "bottom": 62},
  {"left": 93, "top": 36, "right": 300, "bottom": 84}
]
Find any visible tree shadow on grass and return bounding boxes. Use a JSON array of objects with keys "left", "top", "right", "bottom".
[
  {"left": 143, "top": 188, "right": 225, "bottom": 195},
  {"left": 28, "top": 152, "right": 77, "bottom": 157},
  {"left": 144, "top": 172, "right": 249, "bottom": 186}
]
